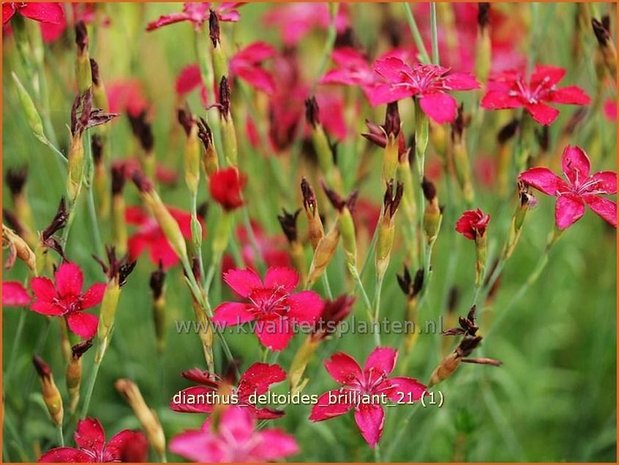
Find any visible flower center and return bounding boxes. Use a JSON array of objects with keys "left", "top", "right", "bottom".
[{"left": 248, "top": 288, "right": 290, "bottom": 320}]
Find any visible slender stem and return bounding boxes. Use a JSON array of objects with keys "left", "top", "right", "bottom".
[
  {"left": 350, "top": 265, "right": 372, "bottom": 311},
  {"left": 321, "top": 272, "right": 334, "bottom": 300},
  {"left": 374, "top": 444, "right": 382, "bottom": 462},
  {"left": 373, "top": 275, "right": 384, "bottom": 346},
  {"left": 57, "top": 425, "right": 64, "bottom": 447},
  {"left": 430, "top": 3, "right": 440, "bottom": 64},
  {"left": 80, "top": 358, "right": 102, "bottom": 419},
  {"left": 6, "top": 310, "right": 27, "bottom": 383},
  {"left": 312, "top": 3, "right": 340, "bottom": 90},
  {"left": 403, "top": 3, "right": 431, "bottom": 64},
  {"left": 241, "top": 207, "right": 265, "bottom": 273}
]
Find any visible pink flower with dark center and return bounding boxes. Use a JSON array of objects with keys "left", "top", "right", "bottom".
[
  {"left": 29, "top": 263, "right": 105, "bottom": 339},
  {"left": 481, "top": 65, "right": 590, "bottom": 125},
  {"left": 170, "top": 406, "right": 298, "bottom": 462},
  {"left": 371, "top": 57, "right": 479, "bottom": 123},
  {"left": 170, "top": 362, "right": 286, "bottom": 419},
  {"left": 126, "top": 205, "right": 198, "bottom": 268},
  {"left": 39, "top": 417, "right": 147, "bottom": 462},
  {"left": 146, "top": 2, "right": 243, "bottom": 31},
  {"left": 230, "top": 42, "right": 277, "bottom": 94},
  {"left": 213, "top": 267, "right": 323, "bottom": 350},
  {"left": 3, "top": 281, "right": 31, "bottom": 307},
  {"left": 455, "top": 209, "right": 490, "bottom": 240},
  {"left": 3, "top": 3, "right": 64, "bottom": 25},
  {"left": 310, "top": 347, "right": 426, "bottom": 448},
  {"left": 263, "top": 3, "right": 348, "bottom": 46},
  {"left": 519, "top": 145, "right": 617, "bottom": 230}
]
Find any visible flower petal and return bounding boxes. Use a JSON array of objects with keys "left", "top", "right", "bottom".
[
  {"left": 238, "top": 362, "right": 286, "bottom": 398},
  {"left": 418, "top": 92, "right": 458, "bottom": 124},
  {"left": 309, "top": 389, "right": 354, "bottom": 421},
  {"left": 444, "top": 72, "right": 480, "bottom": 91},
  {"left": 30, "top": 277, "right": 56, "bottom": 301},
  {"left": 254, "top": 430, "right": 299, "bottom": 460},
  {"left": 169, "top": 386, "right": 217, "bottom": 413},
  {"left": 531, "top": 65, "right": 566, "bottom": 87},
  {"left": 365, "top": 347, "right": 398, "bottom": 375},
  {"left": 2, "top": 281, "right": 30, "bottom": 307},
  {"left": 235, "top": 66, "right": 276, "bottom": 94},
  {"left": 589, "top": 171, "right": 617, "bottom": 195},
  {"left": 223, "top": 268, "right": 262, "bottom": 297},
  {"left": 20, "top": 3, "right": 64, "bottom": 24},
  {"left": 3, "top": 4, "right": 16, "bottom": 24},
  {"left": 584, "top": 195, "right": 617, "bottom": 228},
  {"left": 146, "top": 12, "right": 190, "bottom": 31},
  {"left": 550, "top": 86, "right": 590, "bottom": 105},
  {"left": 30, "top": 301, "right": 64, "bottom": 316},
  {"left": 525, "top": 102, "right": 559, "bottom": 126},
  {"left": 518, "top": 167, "right": 567, "bottom": 196},
  {"left": 264, "top": 267, "right": 299, "bottom": 292},
  {"left": 480, "top": 89, "right": 521, "bottom": 110},
  {"left": 287, "top": 290, "right": 323, "bottom": 323},
  {"left": 561, "top": 145, "right": 591, "bottom": 187},
  {"left": 74, "top": 417, "right": 105, "bottom": 454},
  {"left": 354, "top": 404, "right": 385, "bottom": 448},
  {"left": 176, "top": 64, "right": 202, "bottom": 95},
  {"left": 386, "top": 377, "right": 427, "bottom": 403},
  {"left": 105, "top": 430, "right": 148, "bottom": 462},
  {"left": 212, "top": 302, "right": 255, "bottom": 327},
  {"left": 55, "top": 262, "right": 83, "bottom": 298},
  {"left": 555, "top": 193, "right": 585, "bottom": 230},
  {"left": 81, "top": 283, "right": 106, "bottom": 309},
  {"left": 325, "top": 352, "right": 362, "bottom": 385},
  {"left": 169, "top": 429, "right": 222, "bottom": 463},
  {"left": 38, "top": 447, "right": 94, "bottom": 462},
  {"left": 66, "top": 312, "right": 99, "bottom": 339},
  {"left": 254, "top": 319, "right": 293, "bottom": 351}
]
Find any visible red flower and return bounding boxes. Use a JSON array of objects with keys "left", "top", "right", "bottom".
[
  {"left": 263, "top": 3, "right": 348, "bottom": 46},
  {"left": 39, "top": 417, "right": 147, "bottom": 462},
  {"left": 2, "top": 281, "right": 31, "bottom": 307},
  {"left": 455, "top": 209, "right": 491, "bottom": 240},
  {"left": 371, "top": 57, "right": 479, "bottom": 123},
  {"left": 170, "top": 406, "right": 298, "bottom": 462},
  {"left": 170, "top": 362, "right": 286, "bottom": 419},
  {"left": 481, "top": 65, "right": 590, "bottom": 125},
  {"left": 175, "top": 64, "right": 209, "bottom": 106},
  {"left": 213, "top": 267, "right": 323, "bottom": 350},
  {"left": 126, "top": 205, "right": 197, "bottom": 268},
  {"left": 230, "top": 42, "right": 277, "bottom": 94},
  {"left": 29, "top": 263, "right": 105, "bottom": 339},
  {"left": 519, "top": 145, "right": 617, "bottom": 230},
  {"left": 3, "top": 3, "right": 64, "bottom": 25},
  {"left": 309, "top": 347, "right": 426, "bottom": 448},
  {"left": 146, "top": 2, "right": 243, "bottom": 31},
  {"left": 209, "top": 168, "right": 246, "bottom": 211},
  {"left": 604, "top": 99, "right": 617, "bottom": 122},
  {"left": 106, "top": 79, "right": 149, "bottom": 118}
]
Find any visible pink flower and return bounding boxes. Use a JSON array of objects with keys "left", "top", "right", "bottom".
[
  {"left": 309, "top": 347, "right": 426, "bottom": 448},
  {"left": 230, "top": 42, "right": 276, "bottom": 94},
  {"left": 263, "top": 3, "right": 348, "bottom": 46},
  {"left": 29, "top": 263, "right": 105, "bottom": 339},
  {"left": 518, "top": 145, "right": 617, "bottom": 230},
  {"left": 106, "top": 79, "right": 149, "bottom": 118},
  {"left": 39, "top": 417, "right": 147, "bottom": 462},
  {"left": 170, "top": 362, "right": 286, "bottom": 419},
  {"left": 209, "top": 168, "right": 246, "bottom": 211},
  {"left": 371, "top": 57, "right": 479, "bottom": 123},
  {"left": 481, "top": 65, "right": 590, "bottom": 125},
  {"left": 126, "top": 205, "right": 197, "bottom": 268},
  {"left": 213, "top": 267, "right": 323, "bottom": 350},
  {"left": 604, "top": 99, "right": 617, "bottom": 121},
  {"left": 170, "top": 406, "right": 298, "bottom": 462},
  {"left": 175, "top": 64, "right": 209, "bottom": 106},
  {"left": 2, "top": 281, "right": 31, "bottom": 307},
  {"left": 146, "top": 2, "right": 243, "bottom": 31},
  {"left": 455, "top": 209, "right": 490, "bottom": 240},
  {"left": 3, "top": 3, "right": 64, "bottom": 25}
]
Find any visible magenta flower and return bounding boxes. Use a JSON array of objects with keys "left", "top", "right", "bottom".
[
  {"left": 481, "top": 65, "right": 590, "bottom": 125},
  {"left": 3, "top": 3, "right": 64, "bottom": 25},
  {"left": 230, "top": 42, "right": 277, "bottom": 94},
  {"left": 170, "top": 362, "right": 286, "bottom": 419},
  {"left": 371, "top": 57, "right": 479, "bottom": 123},
  {"left": 170, "top": 406, "right": 298, "bottom": 462},
  {"left": 146, "top": 2, "right": 243, "bottom": 31},
  {"left": 213, "top": 267, "right": 323, "bottom": 350},
  {"left": 29, "top": 263, "right": 106, "bottom": 339},
  {"left": 455, "top": 209, "right": 490, "bottom": 240},
  {"left": 2, "top": 281, "right": 31, "bottom": 307},
  {"left": 309, "top": 347, "right": 426, "bottom": 448},
  {"left": 519, "top": 145, "right": 617, "bottom": 230},
  {"left": 39, "top": 417, "right": 147, "bottom": 462},
  {"left": 175, "top": 64, "right": 209, "bottom": 106}
]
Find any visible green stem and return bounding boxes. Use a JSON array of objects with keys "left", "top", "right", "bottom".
[
  {"left": 430, "top": 3, "right": 440, "bottom": 64},
  {"left": 6, "top": 310, "right": 27, "bottom": 383},
  {"left": 80, "top": 357, "right": 102, "bottom": 419},
  {"left": 373, "top": 274, "right": 385, "bottom": 346},
  {"left": 403, "top": 3, "right": 431, "bottom": 64},
  {"left": 57, "top": 424, "right": 65, "bottom": 447},
  {"left": 321, "top": 272, "right": 334, "bottom": 300},
  {"left": 350, "top": 265, "right": 372, "bottom": 312}
]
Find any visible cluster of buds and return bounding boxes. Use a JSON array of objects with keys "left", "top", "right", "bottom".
[
  {"left": 94, "top": 246, "right": 137, "bottom": 362},
  {"left": 397, "top": 267, "right": 424, "bottom": 351},
  {"left": 277, "top": 209, "right": 305, "bottom": 280},
  {"left": 288, "top": 295, "right": 354, "bottom": 393},
  {"left": 66, "top": 339, "right": 93, "bottom": 413},
  {"left": 376, "top": 180, "right": 404, "bottom": 280},
  {"left": 429, "top": 306, "right": 501, "bottom": 386},
  {"left": 322, "top": 183, "right": 358, "bottom": 273},
  {"left": 115, "top": 379, "right": 166, "bottom": 460},
  {"left": 450, "top": 106, "right": 474, "bottom": 205},
  {"left": 33, "top": 355, "right": 63, "bottom": 427},
  {"left": 150, "top": 262, "right": 167, "bottom": 354},
  {"left": 305, "top": 97, "right": 342, "bottom": 190},
  {"left": 421, "top": 178, "right": 442, "bottom": 247},
  {"left": 475, "top": 3, "right": 491, "bottom": 85}
]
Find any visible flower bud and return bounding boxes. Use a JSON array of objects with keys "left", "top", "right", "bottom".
[
  {"left": 11, "top": 72, "right": 46, "bottom": 145},
  {"left": 376, "top": 180, "right": 404, "bottom": 279},
  {"left": 149, "top": 262, "right": 167, "bottom": 353},
  {"left": 197, "top": 117, "right": 219, "bottom": 175},
  {"left": 75, "top": 22, "right": 92, "bottom": 93},
  {"left": 210, "top": 12, "right": 227, "bottom": 85},
  {"left": 414, "top": 99, "right": 429, "bottom": 157},
  {"left": 178, "top": 108, "right": 201, "bottom": 195},
  {"left": 5, "top": 166, "right": 36, "bottom": 245},
  {"left": 451, "top": 106, "right": 474, "bottom": 205},
  {"left": 278, "top": 209, "right": 306, "bottom": 279},
  {"left": 301, "top": 178, "right": 325, "bottom": 250},
  {"left": 323, "top": 183, "right": 358, "bottom": 270},
  {"left": 3, "top": 224, "right": 37, "bottom": 273},
  {"left": 502, "top": 183, "right": 537, "bottom": 260},
  {"left": 421, "top": 178, "right": 442, "bottom": 246},
  {"left": 33, "top": 355, "right": 63, "bottom": 426},
  {"left": 111, "top": 165, "right": 128, "bottom": 255},
  {"left": 455, "top": 209, "right": 490, "bottom": 286},
  {"left": 592, "top": 16, "right": 617, "bottom": 79},
  {"left": 474, "top": 3, "right": 491, "bottom": 85},
  {"left": 307, "top": 227, "right": 340, "bottom": 287},
  {"left": 66, "top": 339, "right": 93, "bottom": 413},
  {"left": 305, "top": 97, "right": 341, "bottom": 189}
]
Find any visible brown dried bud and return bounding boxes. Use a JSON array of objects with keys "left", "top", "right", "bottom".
[
  {"left": 75, "top": 21, "right": 88, "bottom": 54},
  {"left": 397, "top": 266, "right": 424, "bottom": 299},
  {"left": 305, "top": 96, "right": 320, "bottom": 128},
  {"left": 128, "top": 111, "right": 154, "bottom": 152},
  {"left": 301, "top": 178, "right": 318, "bottom": 216},
  {"left": 219, "top": 76, "right": 231, "bottom": 118},
  {"left": 91, "top": 134, "right": 104, "bottom": 166},
  {"left": 592, "top": 16, "right": 611, "bottom": 46},
  {"left": 322, "top": 182, "right": 357, "bottom": 213},
  {"left": 90, "top": 58, "right": 100, "bottom": 86},
  {"left": 42, "top": 198, "right": 69, "bottom": 242},
  {"left": 477, "top": 3, "right": 490, "bottom": 30},
  {"left": 312, "top": 295, "right": 355, "bottom": 340},
  {"left": 383, "top": 179, "right": 404, "bottom": 219},
  {"left": 497, "top": 118, "right": 519, "bottom": 144},
  {"left": 209, "top": 9, "right": 220, "bottom": 47},
  {"left": 421, "top": 177, "right": 437, "bottom": 201},
  {"left": 5, "top": 166, "right": 28, "bottom": 196},
  {"left": 131, "top": 170, "right": 154, "bottom": 193},
  {"left": 384, "top": 102, "right": 401, "bottom": 138},
  {"left": 149, "top": 261, "right": 166, "bottom": 300},
  {"left": 111, "top": 165, "right": 126, "bottom": 196},
  {"left": 93, "top": 246, "right": 137, "bottom": 287},
  {"left": 177, "top": 107, "right": 195, "bottom": 136},
  {"left": 277, "top": 208, "right": 300, "bottom": 243}
]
